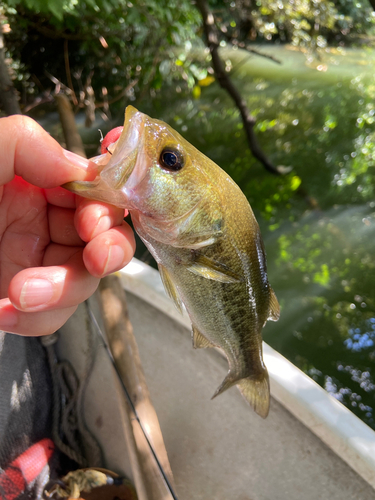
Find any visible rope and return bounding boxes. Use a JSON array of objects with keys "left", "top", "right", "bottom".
[
  {"left": 42, "top": 334, "right": 87, "bottom": 467},
  {"left": 41, "top": 303, "right": 103, "bottom": 468}
]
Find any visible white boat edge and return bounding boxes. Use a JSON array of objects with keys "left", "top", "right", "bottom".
[{"left": 117, "top": 257, "right": 375, "bottom": 490}]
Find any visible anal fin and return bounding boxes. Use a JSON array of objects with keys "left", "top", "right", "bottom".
[
  {"left": 158, "top": 264, "right": 183, "bottom": 313},
  {"left": 192, "top": 325, "right": 215, "bottom": 349}
]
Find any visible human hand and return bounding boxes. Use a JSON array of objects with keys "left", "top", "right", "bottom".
[{"left": 0, "top": 115, "right": 135, "bottom": 336}]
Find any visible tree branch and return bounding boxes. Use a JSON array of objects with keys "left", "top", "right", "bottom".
[
  {"left": 64, "top": 39, "right": 78, "bottom": 106},
  {"left": 55, "top": 93, "right": 86, "bottom": 157},
  {"left": 223, "top": 34, "right": 282, "bottom": 65},
  {"left": 95, "top": 79, "right": 139, "bottom": 107},
  {"left": 195, "top": 0, "right": 290, "bottom": 175},
  {"left": 242, "top": 45, "right": 282, "bottom": 65},
  {"left": 0, "top": 23, "right": 21, "bottom": 115}
]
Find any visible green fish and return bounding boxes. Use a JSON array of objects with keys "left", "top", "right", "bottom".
[{"left": 64, "top": 106, "right": 280, "bottom": 418}]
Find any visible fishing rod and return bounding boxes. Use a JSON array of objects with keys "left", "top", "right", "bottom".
[{"left": 87, "top": 305, "right": 179, "bottom": 500}]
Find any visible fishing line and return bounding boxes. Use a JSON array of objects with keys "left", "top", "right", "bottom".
[{"left": 87, "top": 305, "right": 179, "bottom": 500}]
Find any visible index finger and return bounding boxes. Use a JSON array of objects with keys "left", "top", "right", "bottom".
[{"left": 0, "top": 115, "right": 97, "bottom": 188}]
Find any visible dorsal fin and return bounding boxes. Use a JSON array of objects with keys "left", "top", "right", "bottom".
[
  {"left": 158, "top": 263, "right": 183, "bottom": 313},
  {"left": 268, "top": 287, "right": 280, "bottom": 321},
  {"left": 192, "top": 325, "right": 215, "bottom": 349}
]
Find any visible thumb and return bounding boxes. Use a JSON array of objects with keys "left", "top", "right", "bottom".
[{"left": 0, "top": 115, "right": 96, "bottom": 188}]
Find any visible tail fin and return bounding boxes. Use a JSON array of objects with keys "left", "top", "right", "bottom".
[
  {"left": 212, "top": 369, "right": 270, "bottom": 419},
  {"left": 237, "top": 371, "right": 270, "bottom": 419}
]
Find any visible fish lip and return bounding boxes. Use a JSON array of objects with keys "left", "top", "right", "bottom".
[
  {"left": 100, "top": 106, "right": 145, "bottom": 191},
  {"left": 122, "top": 105, "right": 142, "bottom": 146}
]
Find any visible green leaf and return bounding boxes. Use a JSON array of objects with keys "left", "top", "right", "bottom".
[
  {"left": 192, "top": 85, "right": 201, "bottom": 99},
  {"left": 290, "top": 175, "right": 302, "bottom": 191}
]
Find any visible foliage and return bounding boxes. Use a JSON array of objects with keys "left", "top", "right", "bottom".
[
  {"left": 2, "top": 0, "right": 375, "bottom": 117},
  {"left": 4, "top": 0, "right": 83, "bottom": 20},
  {"left": 2, "top": 0, "right": 201, "bottom": 114},
  {"left": 211, "top": 0, "right": 375, "bottom": 52}
]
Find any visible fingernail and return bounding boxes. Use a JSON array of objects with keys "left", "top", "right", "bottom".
[
  {"left": 103, "top": 245, "right": 125, "bottom": 275},
  {"left": 93, "top": 215, "right": 112, "bottom": 238},
  {"left": 20, "top": 279, "right": 54, "bottom": 310},
  {"left": 63, "top": 149, "right": 90, "bottom": 170},
  {"left": 0, "top": 309, "right": 17, "bottom": 328}
]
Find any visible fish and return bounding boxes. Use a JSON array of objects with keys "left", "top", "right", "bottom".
[{"left": 63, "top": 106, "right": 280, "bottom": 418}]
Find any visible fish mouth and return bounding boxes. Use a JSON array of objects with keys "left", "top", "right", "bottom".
[
  {"left": 101, "top": 106, "right": 145, "bottom": 189},
  {"left": 63, "top": 106, "right": 145, "bottom": 208}
]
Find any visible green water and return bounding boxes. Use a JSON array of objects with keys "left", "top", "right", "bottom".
[{"left": 142, "top": 45, "right": 375, "bottom": 429}]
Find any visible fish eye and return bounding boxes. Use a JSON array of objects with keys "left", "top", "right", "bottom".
[{"left": 159, "top": 148, "right": 184, "bottom": 172}]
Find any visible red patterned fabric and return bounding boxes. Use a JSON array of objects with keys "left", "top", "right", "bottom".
[{"left": 0, "top": 439, "right": 54, "bottom": 500}]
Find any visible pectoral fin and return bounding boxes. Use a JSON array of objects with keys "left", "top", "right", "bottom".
[
  {"left": 267, "top": 287, "right": 280, "bottom": 321},
  {"left": 187, "top": 254, "right": 241, "bottom": 283},
  {"left": 192, "top": 325, "right": 215, "bottom": 349},
  {"left": 159, "top": 264, "right": 183, "bottom": 313}
]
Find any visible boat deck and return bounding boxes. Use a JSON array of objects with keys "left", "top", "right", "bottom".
[
  {"left": 126, "top": 291, "right": 375, "bottom": 500},
  {"left": 54, "top": 257, "right": 375, "bottom": 499}
]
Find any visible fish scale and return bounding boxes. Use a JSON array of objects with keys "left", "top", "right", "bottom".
[{"left": 63, "top": 105, "right": 280, "bottom": 418}]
